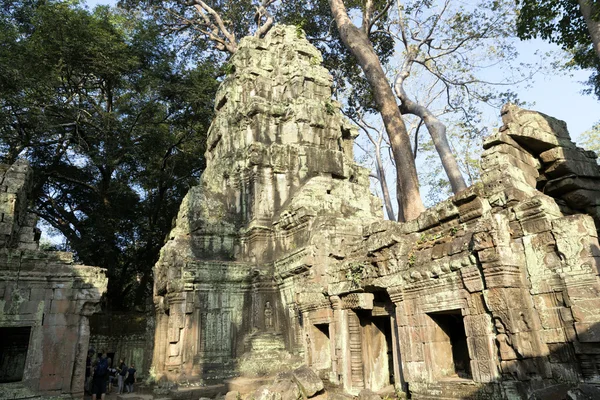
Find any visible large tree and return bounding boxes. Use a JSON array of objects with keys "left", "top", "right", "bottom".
[
  {"left": 328, "top": 0, "right": 425, "bottom": 221},
  {"left": 281, "top": 0, "right": 533, "bottom": 216},
  {"left": 0, "top": 0, "right": 218, "bottom": 309}
]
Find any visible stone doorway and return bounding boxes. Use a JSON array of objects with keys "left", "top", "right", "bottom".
[
  {"left": 309, "top": 323, "right": 331, "bottom": 372},
  {"left": 0, "top": 326, "right": 31, "bottom": 383},
  {"left": 356, "top": 311, "right": 394, "bottom": 391},
  {"left": 427, "top": 310, "right": 472, "bottom": 379}
]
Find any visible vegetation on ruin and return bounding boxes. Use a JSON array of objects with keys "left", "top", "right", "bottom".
[{"left": 1, "top": 0, "right": 599, "bottom": 310}]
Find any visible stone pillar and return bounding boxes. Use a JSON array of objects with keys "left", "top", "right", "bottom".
[
  {"left": 165, "top": 294, "right": 186, "bottom": 373},
  {"left": 330, "top": 296, "right": 342, "bottom": 384},
  {"left": 387, "top": 288, "right": 406, "bottom": 394},
  {"left": 69, "top": 303, "right": 96, "bottom": 397},
  {"left": 347, "top": 310, "right": 364, "bottom": 392},
  {"left": 152, "top": 296, "right": 169, "bottom": 376}
]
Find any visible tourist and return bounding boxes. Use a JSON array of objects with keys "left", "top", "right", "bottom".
[
  {"left": 91, "top": 352, "right": 109, "bottom": 400},
  {"left": 117, "top": 358, "right": 127, "bottom": 394},
  {"left": 125, "top": 363, "right": 136, "bottom": 393}
]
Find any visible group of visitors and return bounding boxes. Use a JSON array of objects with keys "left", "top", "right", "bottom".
[{"left": 85, "top": 350, "right": 137, "bottom": 399}]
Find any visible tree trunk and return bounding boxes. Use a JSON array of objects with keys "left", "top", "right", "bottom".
[
  {"left": 329, "top": 0, "right": 424, "bottom": 221},
  {"left": 396, "top": 90, "right": 467, "bottom": 194},
  {"left": 374, "top": 140, "right": 396, "bottom": 220},
  {"left": 578, "top": 0, "right": 600, "bottom": 60}
]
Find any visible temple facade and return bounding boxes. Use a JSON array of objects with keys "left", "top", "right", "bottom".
[{"left": 152, "top": 26, "right": 600, "bottom": 399}]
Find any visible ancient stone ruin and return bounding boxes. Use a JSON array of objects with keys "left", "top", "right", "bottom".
[
  {"left": 152, "top": 25, "right": 600, "bottom": 400},
  {"left": 152, "top": 24, "right": 382, "bottom": 385},
  {"left": 0, "top": 160, "right": 107, "bottom": 399}
]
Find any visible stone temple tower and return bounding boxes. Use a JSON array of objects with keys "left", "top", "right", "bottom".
[{"left": 151, "top": 25, "right": 382, "bottom": 383}]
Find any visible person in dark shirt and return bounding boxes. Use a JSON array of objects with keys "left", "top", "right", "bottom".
[
  {"left": 91, "top": 353, "right": 108, "bottom": 400},
  {"left": 117, "top": 358, "right": 127, "bottom": 394},
  {"left": 125, "top": 364, "right": 136, "bottom": 393}
]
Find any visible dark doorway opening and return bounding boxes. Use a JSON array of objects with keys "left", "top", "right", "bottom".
[
  {"left": 107, "top": 352, "right": 115, "bottom": 367},
  {"left": 0, "top": 326, "right": 32, "bottom": 383},
  {"left": 428, "top": 310, "right": 472, "bottom": 379}
]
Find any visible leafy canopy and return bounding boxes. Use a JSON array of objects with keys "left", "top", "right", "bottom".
[
  {"left": 0, "top": 0, "right": 219, "bottom": 309},
  {"left": 516, "top": 0, "right": 600, "bottom": 98}
]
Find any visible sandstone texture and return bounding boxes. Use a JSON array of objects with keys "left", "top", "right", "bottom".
[
  {"left": 152, "top": 25, "right": 600, "bottom": 400},
  {"left": 152, "top": 25, "right": 380, "bottom": 386},
  {"left": 0, "top": 160, "right": 107, "bottom": 399}
]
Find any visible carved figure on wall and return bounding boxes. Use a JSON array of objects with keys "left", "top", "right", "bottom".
[
  {"left": 494, "top": 318, "right": 518, "bottom": 361},
  {"left": 518, "top": 312, "right": 530, "bottom": 331},
  {"left": 264, "top": 301, "right": 273, "bottom": 330},
  {"left": 495, "top": 317, "right": 527, "bottom": 380}
]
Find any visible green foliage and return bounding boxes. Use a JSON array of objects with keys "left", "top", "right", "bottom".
[
  {"left": 0, "top": 1, "right": 219, "bottom": 310},
  {"left": 579, "top": 122, "right": 600, "bottom": 162},
  {"left": 119, "top": 0, "right": 258, "bottom": 59},
  {"left": 516, "top": 0, "right": 600, "bottom": 98},
  {"left": 223, "top": 62, "right": 236, "bottom": 76},
  {"left": 407, "top": 253, "right": 416, "bottom": 268},
  {"left": 346, "top": 262, "right": 365, "bottom": 288},
  {"left": 324, "top": 101, "right": 336, "bottom": 115}
]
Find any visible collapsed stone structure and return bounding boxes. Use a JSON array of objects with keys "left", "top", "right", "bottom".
[
  {"left": 152, "top": 26, "right": 600, "bottom": 399},
  {"left": 0, "top": 160, "right": 107, "bottom": 399}
]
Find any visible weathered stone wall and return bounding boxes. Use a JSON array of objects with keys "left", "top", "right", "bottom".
[
  {"left": 0, "top": 160, "right": 39, "bottom": 250},
  {"left": 152, "top": 26, "right": 600, "bottom": 399},
  {"left": 0, "top": 161, "right": 107, "bottom": 399},
  {"left": 152, "top": 25, "right": 381, "bottom": 384},
  {"left": 324, "top": 103, "right": 600, "bottom": 398}
]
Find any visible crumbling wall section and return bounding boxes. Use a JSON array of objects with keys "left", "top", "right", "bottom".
[
  {"left": 0, "top": 160, "right": 39, "bottom": 250},
  {"left": 327, "top": 104, "right": 600, "bottom": 399},
  {"left": 0, "top": 160, "right": 107, "bottom": 399}
]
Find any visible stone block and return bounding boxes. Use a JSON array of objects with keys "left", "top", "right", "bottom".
[
  {"left": 539, "top": 146, "right": 598, "bottom": 164},
  {"left": 482, "top": 145, "right": 540, "bottom": 172},
  {"left": 458, "top": 197, "right": 490, "bottom": 223},
  {"left": 561, "top": 189, "right": 600, "bottom": 209},
  {"left": 544, "top": 176, "right": 600, "bottom": 198},
  {"left": 49, "top": 299, "right": 74, "bottom": 314},
  {"left": 464, "top": 314, "right": 493, "bottom": 337},
  {"left": 470, "top": 359, "right": 498, "bottom": 382},
  {"left": 292, "top": 366, "right": 323, "bottom": 397},
  {"left": 574, "top": 322, "right": 600, "bottom": 342},
  {"left": 544, "top": 158, "right": 600, "bottom": 179},
  {"left": 461, "top": 266, "right": 485, "bottom": 293},
  {"left": 540, "top": 328, "right": 567, "bottom": 343},
  {"left": 18, "top": 300, "right": 42, "bottom": 315},
  {"left": 570, "top": 299, "right": 600, "bottom": 322},
  {"left": 357, "top": 389, "right": 381, "bottom": 400},
  {"left": 466, "top": 335, "right": 495, "bottom": 360},
  {"left": 521, "top": 217, "right": 553, "bottom": 235},
  {"left": 482, "top": 130, "right": 525, "bottom": 151},
  {"left": 225, "top": 391, "right": 241, "bottom": 400}
]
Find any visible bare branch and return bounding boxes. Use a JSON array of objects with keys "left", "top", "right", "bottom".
[{"left": 255, "top": 0, "right": 276, "bottom": 38}]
